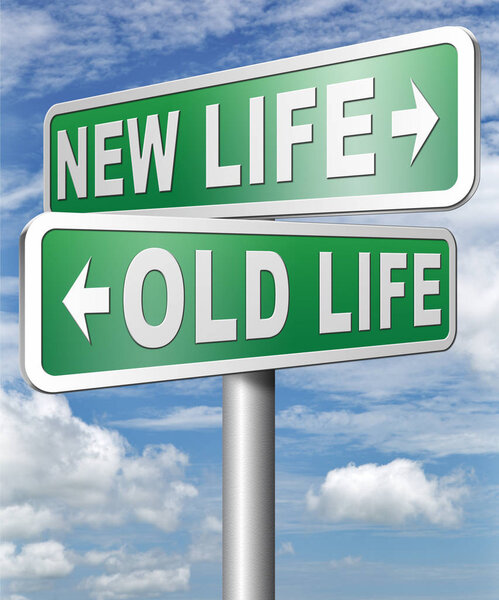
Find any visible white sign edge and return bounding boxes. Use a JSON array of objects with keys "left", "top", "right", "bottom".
[
  {"left": 20, "top": 212, "right": 457, "bottom": 394},
  {"left": 43, "top": 26, "right": 479, "bottom": 218}
]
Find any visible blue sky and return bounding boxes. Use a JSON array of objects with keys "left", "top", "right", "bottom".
[{"left": 1, "top": 1, "right": 499, "bottom": 599}]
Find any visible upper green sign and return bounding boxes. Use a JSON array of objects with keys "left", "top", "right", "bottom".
[
  {"left": 21, "top": 213, "right": 455, "bottom": 393},
  {"left": 45, "top": 27, "right": 479, "bottom": 218}
]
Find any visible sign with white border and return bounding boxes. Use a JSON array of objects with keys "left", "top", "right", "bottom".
[
  {"left": 21, "top": 213, "right": 456, "bottom": 393},
  {"left": 44, "top": 27, "right": 479, "bottom": 219}
]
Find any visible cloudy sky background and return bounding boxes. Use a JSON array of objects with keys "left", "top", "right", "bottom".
[{"left": 1, "top": 1, "right": 499, "bottom": 599}]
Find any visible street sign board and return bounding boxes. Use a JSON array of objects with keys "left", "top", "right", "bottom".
[
  {"left": 44, "top": 27, "right": 479, "bottom": 219},
  {"left": 21, "top": 213, "right": 456, "bottom": 393}
]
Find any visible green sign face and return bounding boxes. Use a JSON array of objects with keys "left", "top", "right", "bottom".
[
  {"left": 21, "top": 214, "right": 455, "bottom": 393},
  {"left": 44, "top": 27, "right": 479, "bottom": 219}
]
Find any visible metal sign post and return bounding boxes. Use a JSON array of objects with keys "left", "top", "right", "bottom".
[{"left": 223, "top": 371, "right": 275, "bottom": 600}]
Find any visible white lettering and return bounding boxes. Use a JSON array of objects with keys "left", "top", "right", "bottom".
[
  {"left": 276, "top": 87, "right": 316, "bottom": 182},
  {"left": 206, "top": 104, "right": 241, "bottom": 188},
  {"left": 327, "top": 78, "right": 375, "bottom": 178},
  {"left": 380, "top": 253, "right": 407, "bottom": 329},
  {"left": 123, "top": 248, "right": 184, "bottom": 348},
  {"left": 95, "top": 120, "right": 124, "bottom": 197},
  {"left": 358, "top": 252, "right": 371, "bottom": 331},
  {"left": 414, "top": 253, "right": 441, "bottom": 327},
  {"left": 249, "top": 96, "right": 265, "bottom": 185},
  {"left": 319, "top": 252, "right": 352, "bottom": 334},
  {"left": 196, "top": 250, "right": 237, "bottom": 342},
  {"left": 246, "top": 251, "right": 289, "bottom": 339},
  {"left": 127, "top": 112, "right": 180, "bottom": 194},
  {"left": 57, "top": 127, "right": 87, "bottom": 200}
]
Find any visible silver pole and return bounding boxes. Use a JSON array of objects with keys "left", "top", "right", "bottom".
[{"left": 223, "top": 370, "right": 275, "bottom": 600}]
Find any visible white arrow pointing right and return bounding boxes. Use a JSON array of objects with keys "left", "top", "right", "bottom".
[
  {"left": 62, "top": 258, "right": 110, "bottom": 344},
  {"left": 392, "top": 79, "right": 439, "bottom": 165}
]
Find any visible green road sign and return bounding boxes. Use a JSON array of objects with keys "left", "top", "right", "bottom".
[
  {"left": 45, "top": 27, "right": 479, "bottom": 219},
  {"left": 21, "top": 213, "right": 456, "bottom": 393}
]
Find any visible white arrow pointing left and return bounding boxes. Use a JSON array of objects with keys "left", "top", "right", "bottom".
[
  {"left": 392, "top": 79, "right": 439, "bottom": 166},
  {"left": 62, "top": 258, "right": 110, "bottom": 343}
]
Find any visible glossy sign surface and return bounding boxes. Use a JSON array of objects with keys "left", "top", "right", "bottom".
[
  {"left": 45, "top": 27, "right": 479, "bottom": 218},
  {"left": 21, "top": 214, "right": 455, "bottom": 392}
]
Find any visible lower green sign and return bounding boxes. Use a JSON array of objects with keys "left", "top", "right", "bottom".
[{"left": 21, "top": 214, "right": 455, "bottom": 392}]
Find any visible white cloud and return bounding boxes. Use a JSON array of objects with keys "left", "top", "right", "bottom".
[
  {"left": 1, "top": 277, "right": 18, "bottom": 297},
  {"left": 0, "top": 169, "right": 43, "bottom": 214},
  {"left": 0, "top": 8, "right": 57, "bottom": 93},
  {"left": 280, "top": 350, "right": 463, "bottom": 403},
  {"left": 79, "top": 547, "right": 193, "bottom": 599},
  {"left": 84, "top": 567, "right": 190, "bottom": 600},
  {"left": 202, "top": 515, "right": 223, "bottom": 534},
  {"left": 1, "top": 1, "right": 265, "bottom": 96},
  {"left": 118, "top": 445, "right": 198, "bottom": 532},
  {"left": 165, "top": 377, "right": 221, "bottom": 396},
  {"left": 0, "top": 386, "right": 197, "bottom": 536},
  {"left": 440, "top": 154, "right": 499, "bottom": 247},
  {"left": 3, "top": 0, "right": 497, "bottom": 109},
  {"left": 277, "top": 393, "right": 499, "bottom": 457},
  {"left": 306, "top": 459, "right": 469, "bottom": 527},
  {"left": 482, "top": 70, "right": 499, "bottom": 121},
  {"left": 277, "top": 541, "right": 295, "bottom": 556},
  {"left": 82, "top": 549, "right": 123, "bottom": 568},
  {"left": 0, "top": 312, "right": 20, "bottom": 382},
  {"left": 1, "top": 387, "right": 125, "bottom": 508},
  {"left": 188, "top": 515, "right": 222, "bottom": 563},
  {"left": 0, "top": 541, "right": 74, "bottom": 579},
  {"left": 81, "top": 546, "right": 185, "bottom": 572},
  {"left": 112, "top": 405, "right": 222, "bottom": 430},
  {"left": 458, "top": 242, "right": 499, "bottom": 375},
  {"left": 0, "top": 505, "right": 64, "bottom": 541},
  {"left": 330, "top": 555, "right": 362, "bottom": 569},
  {"left": 483, "top": 120, "right": 499, "bottom": 155},
  {"left": 218, "top": 2, "right": 498, "bottom": 109},
  {"left": 80, "top": 547, "right": 191, "bottom": 599}
]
